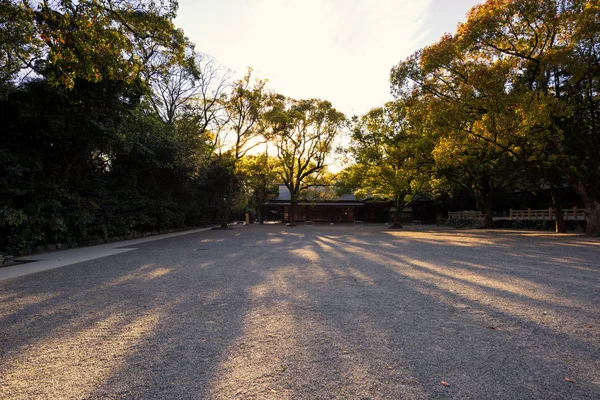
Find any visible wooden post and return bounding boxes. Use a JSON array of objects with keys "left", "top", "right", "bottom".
[
  {"left": 528, "top": 208, "right": 531, "bottom": 219},
  {"left": 572, "top": 206, "right": 577, "bottom": 220},
  {"left": 509, "top": 208, "right": 513, "bottom": 220}
]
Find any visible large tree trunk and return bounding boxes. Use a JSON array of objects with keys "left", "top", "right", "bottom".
[
  {"left": 221, "top": 172, "right": 235, "bottom": 229},
  {"left": 482, "top": 201, "right": 494, "bottom": 229},
  {"left": 551, "top": 187, "right": 566, "bottom": 233},
  {"left": 571, "top": 180, "right": 600, "bottom": 236},
  {"left": 256, "top": 192, "right": 264, "bottom": 225},
  {"left": 480, "top": 175, "right": 494, "bottom": 229},
  {"left": 585, "top": 199, "right": 600, "bottom": 236},
  {"left": 475, "top": 196, "right": 494, "bottom": 229},
  {"left": 289, "top": 192, "right": 297, "bottom": 226},
  {"left": 389, "top": 195, "right": 404, "bottom": 229}
]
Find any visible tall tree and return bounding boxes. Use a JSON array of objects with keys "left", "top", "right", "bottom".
[
  {"left": 391, "top": 0, "right": 600, "bottom": 234},
  {"left": 219, "top": 68, "right": 267, "bottom": 228},
  {"left": 264, "top": 95, "right": 345, "bottom": 226},
  {"left": 237, "top": 153, "right": 279, "bottom": 224},
  {"left": 339, "top": 101, "right": 433, "bottom": 228},
  {"left": 0, "top": 0, "right": 234, "bottom": 254}
]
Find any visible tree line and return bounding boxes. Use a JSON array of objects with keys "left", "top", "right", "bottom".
[
  {"left": 0, "top": 0, "right": 346, "bottom": 254},
  {"left": 1, "top": 0, "right": 599, "bottom": 256},
  {"left": 341, "top": 0, "right": 600, "bottom": 235}
]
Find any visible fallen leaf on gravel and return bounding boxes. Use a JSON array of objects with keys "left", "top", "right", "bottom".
[
  {"left": 565, "top": 377, "right": 576, "bottom": 383},
  {"left": 488, "top": 326, "right": 497, "bottom": 330},
  {"left": 585, "top": 325, "right": 593, "bottom": 329},
  {"left": 440, "top": 380, "right": 451, "bottom": 387}
]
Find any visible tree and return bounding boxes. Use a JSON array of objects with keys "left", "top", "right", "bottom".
[
  {"left": 0, "top": 0, "right": 235, "bottom": 253},
  {"left": 391, "top": 0, "right": 600, "bottom": 234},
  {"left": 219, "top": 68, "right": 267, "bottom": 228},
  {"left": 264, "top": 95, "right": 345, "bottom": 226},
  {"left": 431, "top": 126, "right": 521, "bottom": 228},
  {"left": 148, "top": 52, "right": 230, "bottom": 125},
  {"left": 339, "top": 101, "right": 432, "bottom": 228},
  {"left": 451, "top": 0, "right": 583, "bottom": 233},
  {"left": 237, "top": 153, "right": 279, "bottom": 224},
  {"left": 0, "top": 0, "right": 42, "bottom": 94},
  {"left": 0, "top": 0, "right": 188, "bottom": 89}
]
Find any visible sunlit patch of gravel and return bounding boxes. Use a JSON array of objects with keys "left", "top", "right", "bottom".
[{"left": 0, "top": 225, "right": 598, "bottom": 399}]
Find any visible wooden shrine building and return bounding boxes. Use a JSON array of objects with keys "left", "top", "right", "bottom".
[{"left": 261, "top": 184, "right": 418, "bottom": 223}]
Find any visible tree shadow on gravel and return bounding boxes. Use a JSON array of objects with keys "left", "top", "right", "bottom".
[
  {"left": 0, "top": 229, "right": 263, "bottom": 399},
  {"left": 208, "top": 226, "right": 600, "bottom": 399},
  {"left": 0, "top": 225, "right": 598, "bottom": 399}
]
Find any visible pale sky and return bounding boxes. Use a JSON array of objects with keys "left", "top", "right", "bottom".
[{"left": 175, "top": 0, "right": 481, "bottom": 116}]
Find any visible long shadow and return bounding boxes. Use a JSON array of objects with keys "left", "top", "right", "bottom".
[
  {"left": 1, "top": 225, "right": 599, "bottom": 399},
  {"left": 327, "top": 231, "right": 600, "bottom": 339},
  {"left": 336, "top": 238, "right": 598, "bottom": 312},
  {"left": 89, "top": 226, "right": 326, "bottom": 398},
  {"left": 276, "top": 230, "right": 600, "bottom": 398},
  {"left": 243, "top": 226, "right": 600, "bottom": 399},
  {"left": 376, "top": 232, "right": 600, "bottom": 311},
  {"left": 0, "top": 228, "right": 260, "bottom": 399}
]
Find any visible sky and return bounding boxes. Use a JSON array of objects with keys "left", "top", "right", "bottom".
[{"left": 175, "top": 0, "right": 481, "bottom": 116}]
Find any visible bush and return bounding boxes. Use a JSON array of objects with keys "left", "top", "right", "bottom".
[{"left": 437, "top": 218, "right": 483, "bottom": 229}]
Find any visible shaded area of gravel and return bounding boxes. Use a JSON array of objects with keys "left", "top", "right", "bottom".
[{"left": 0, "top": 225, "right": 599, "bottom": 399}]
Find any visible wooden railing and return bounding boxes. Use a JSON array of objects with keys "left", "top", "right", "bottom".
[
  {"left": 448, "top": 211, "right": 483, "bottom": 220},
  {"left": 510, "top": 207, "right": 586, "bottom": 220},
  {"left": 448, "top": 207, "right": 587, "bottom": 221}
]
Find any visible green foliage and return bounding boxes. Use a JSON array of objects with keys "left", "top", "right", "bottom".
[
  {"left": 0, "top": 0, "right": 350, "bottom": 251},
  {"left": 338, "top": 101, "right": 433, "bottom": 227},
  {"left": 263, "top": 95, "right": 345, "bottom": 225},
  {"left": 1, "top": 0, "right": 189, "bottom": 89},
  {"left": 387, "top": 0, "right": 600, "bottom": 234},
  {"left": 0, "top": 0, "right": 240, "bottom": 253},
  {"left": 217, "top": 68, "right": 268, "bottom": 226},
  {"left": 0, "top": 77, "right": 228, "bottom": 254},
  {"left": 236, "top": 154, "right": 279, "bottom": 221}
]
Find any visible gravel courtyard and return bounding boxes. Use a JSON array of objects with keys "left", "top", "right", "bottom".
[{"left": 0, "top": 225, "right": 599, "bottom": 399}]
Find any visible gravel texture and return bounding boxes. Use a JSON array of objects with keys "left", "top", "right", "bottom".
[{"left": 0, "top": 224, "right": 599, "bottom": 399}]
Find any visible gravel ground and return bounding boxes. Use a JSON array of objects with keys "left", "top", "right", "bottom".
[{"left": 0, "top": 224, "right": 599, "bottom": 399}]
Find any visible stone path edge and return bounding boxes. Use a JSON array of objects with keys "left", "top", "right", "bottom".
[{"left": 0, "top": 226, "right": 219, "bottom": 282}]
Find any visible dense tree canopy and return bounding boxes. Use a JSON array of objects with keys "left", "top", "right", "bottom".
[
  {"left": 263, "top": 95, "right": 345, "bottom": 226},
  {"left": 1, "top": 0, "right": 190, "bottom": 89},
  {"left": 0, "top": 0, "right": 347, "bottom": 253},
  {"left": 0, "top": 1, "right": 233, "bottom": 253},
  {"left": 2, "top": 0, "right": 599, "bottom": 257},
  {"left": 339, "top": 101, "right": 433, "bottom": 228},
  {"left": 373, "top": 0, "right": 600, "bottom": 234}
]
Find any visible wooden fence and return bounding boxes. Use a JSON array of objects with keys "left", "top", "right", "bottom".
[
  {"left": 448, "top": 207, "right": 587, "bottom": 221},
  {"left": 509, "top": 207, "right": 586, "bottom": 220}
]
